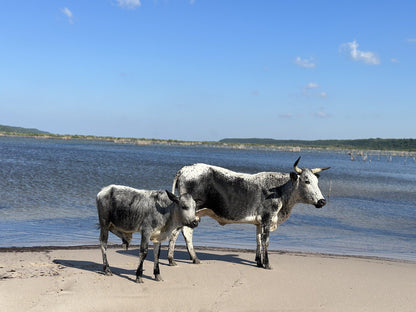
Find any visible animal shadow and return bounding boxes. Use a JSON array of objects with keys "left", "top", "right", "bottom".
[
  {"left": 118, "top": 246, "right": 256, "bottom": 267},
  {"left": 52, "top": 258, "right": 144, "bottom": 283}
]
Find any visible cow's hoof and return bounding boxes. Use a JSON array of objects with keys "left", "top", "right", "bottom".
[
  {"left": 104, "top": 268, "right": 113, "bottom": 276},
  {"left": 264, "top": 264, "right": 272, "bottom": 270},
  {"left": 136, "top": 277, "right": 144, "bottom": 283},
  {"left": 154, "top": 274, "right": 163, "bottom": 282},
  {"left": 256, "top": 262, "right": 263, "bottom": 268},
  {"left": 193, "top": 258, "right": 201, "bottom": 264},
  {"left": 122, "top": 243, "right": 129, "bottom": 251},
  {"left": 168, "top": 259, "right": 177, "bottom": 266}
]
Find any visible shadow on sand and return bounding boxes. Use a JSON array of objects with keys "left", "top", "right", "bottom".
[
  {"left": 53, "top": 258, "right": 141, "bottom": 283},
  {"left": 53, "top": 246, "right": 256, "bottom": 283},
  {"left": 117, "top": 247, "right": 256, "bottom": 267}
]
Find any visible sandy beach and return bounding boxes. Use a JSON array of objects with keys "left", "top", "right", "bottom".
[{"left": 1, "top": 246, "right": 415, "bottom": 312}]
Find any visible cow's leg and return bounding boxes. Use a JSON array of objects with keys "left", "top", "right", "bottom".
[
  {"left": 261, "top": 225, "right": 272, "bottom": 270},
  {"left": 167, "top": 228, "right": 180, "bottom": 266},
  {"left": 136, "top": 234, "right": 149, "bottom": 283},
  {"left": 255, "top": 225, "right": 263, "bottom": 267},
  {"left": 182, "top": 226, "right": 200, "bottom": 264},
  {"left": 99, "top": 227, "right": 112, "bottom": 275},
  {"left": 153, "top": 243, "right": 163, "bottom": 281}
]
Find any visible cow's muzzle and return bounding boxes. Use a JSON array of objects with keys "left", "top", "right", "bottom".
[
  {"left": 188, "top": 220, "right": 199, "bottom": 229},
  {"left": 314, "top": 199, "right": 326, "bottom": 208}
]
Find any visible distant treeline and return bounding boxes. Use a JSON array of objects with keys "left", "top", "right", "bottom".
[
  {"left": 0, "top": 124, "right": 50, "bottom": 135},
  {"left": 220, "top": 138, "right": 416, "bottom": 152},
  {"left": 2, "top": 124, "right": 416, "bottom": 152}
]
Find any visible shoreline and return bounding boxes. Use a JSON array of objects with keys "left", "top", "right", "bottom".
[
  {"left": 1, "top": 132, "right": 415, "bottom": 156},
  {"left": 1, "top": 244, "right": 414, "bottom": 265}
]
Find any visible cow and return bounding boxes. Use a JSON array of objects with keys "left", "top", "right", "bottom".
[
  {"left": 96, "top": 185, "right": 199, "bottom": 283},
  {"left": 167, "top": 157, "right": 330, "bottom": 269}
]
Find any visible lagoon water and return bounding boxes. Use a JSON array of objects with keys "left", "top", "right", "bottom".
[{"left": 0, "top": 136, "right": 415, "bottom": 262}]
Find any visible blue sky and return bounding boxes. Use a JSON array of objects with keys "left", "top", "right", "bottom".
[{"left": 1, "top": 1, "right": 415, "bottom": 141}]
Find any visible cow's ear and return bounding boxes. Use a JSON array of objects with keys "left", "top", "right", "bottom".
[
  {"left": 267, "top": 192, "right": 277, "bottom": 200},
  {"left": 290, "top": 172, "right": 298, "bottom": 182},
  {"left": 166, "top": 190, "right": 179, "bottom": 204}
]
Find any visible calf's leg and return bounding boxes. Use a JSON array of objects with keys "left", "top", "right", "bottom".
[
  {"left": 167, "top": 228, "right": 180, "bottom": 266},
  {"left": 153, "top": 243, "right": 163, "bottom": 281},
  {"left": 99, "top": 227, "right": 112, "bottom": 275}
]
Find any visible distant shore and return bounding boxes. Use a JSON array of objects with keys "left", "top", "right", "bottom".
[
  {"left": 1, "top": 245, "right": 416, "bottom": 311},
  {"left": 1, "top": 132, "right": 415, "bottom": 157}
]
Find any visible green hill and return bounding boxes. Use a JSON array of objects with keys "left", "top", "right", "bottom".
[
  {"left": 0, "top": 124, "right": 50, "bottom": 135},
  {"left": 220, "top": 138, "right": 416, "bottom": 152}
]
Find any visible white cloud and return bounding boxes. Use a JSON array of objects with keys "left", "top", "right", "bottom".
[
  {"left": 315, "top": 111, "right": 330, "bottom": 118},
  {"left": 117, "top": 0, "right": 141, "bottom": 9},
  {"left": 301, "top": 82, "right": 327, "bottom": 99},
  {"left": 279, "top": 113, "right": 293, "bottom": 118},
  {"left": 190, "top": 0, "right": 196, "bottom": 4},
  {"left": 294, "top": 57, "right": 316, "bottom": 68},
  {"left": 61, "top": 7, "right": 73, "bottom": 24},
  {"left": 407, "top": 38, "right": 416, "bottom": 42},
  {"left": 305, "top": 82, "right": 319, "bottom": 89},
  {"left": 340, "top": 40, "right": 380, "bottom": 65},
  {"left": 391, "top": 58, "right": 399, "bottom": 63},
  {"left": 302, "top": 82, "right": 319, "bottom": 95}
]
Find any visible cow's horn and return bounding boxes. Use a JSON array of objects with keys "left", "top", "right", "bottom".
[
  {"left": 293, "top": 157, "right": 303, "bottom": 174},
  {"left": 311, "top": 166, "right": 331, "bottom": 174}
]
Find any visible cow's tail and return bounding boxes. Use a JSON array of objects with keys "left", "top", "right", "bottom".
[{"left": 171, "top": 170, "right": 181, "bottom": 194}]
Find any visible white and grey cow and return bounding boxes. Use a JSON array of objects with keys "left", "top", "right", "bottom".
[
  {"left": 97, "top": 185, "right": 199, "bottom": 283},
  {"left": 167, "top": 157, "right": 330, "bottom": 269}
]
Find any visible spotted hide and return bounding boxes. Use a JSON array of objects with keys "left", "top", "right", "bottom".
[{"left": 167, "top": 157, "right": 330, "bottom": 269}]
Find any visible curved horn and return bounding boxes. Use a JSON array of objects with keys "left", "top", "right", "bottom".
[
  {"left": 293, "top": 156, "right": 302, "bottom": 174},
  {"left": 311, "top": 166, "right": 331, "bottom": 174}
]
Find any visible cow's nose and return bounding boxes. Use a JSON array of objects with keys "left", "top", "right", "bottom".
[
  {"left": 315, "top": 199, "right": 326, "bottom": 208},
  {"left": 190, "top": 220, "right": 199, "bottom": 228}
]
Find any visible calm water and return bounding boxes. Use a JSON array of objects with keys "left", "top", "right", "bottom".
[{"left": 0, "top": 137, "right": 415, "bottom": 262}]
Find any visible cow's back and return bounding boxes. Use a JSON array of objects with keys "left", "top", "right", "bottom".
[
  {"left": 97, "top": 185, "right": 169, "bottom": 232},
  {"left": 176, "top": 164, "right": 265, "bottom": 221}
]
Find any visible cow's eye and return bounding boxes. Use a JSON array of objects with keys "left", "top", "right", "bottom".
[{"left": 181, "top": 205, "right": 189, "bottom": 210}]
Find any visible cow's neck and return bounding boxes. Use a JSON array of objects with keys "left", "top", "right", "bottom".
[
  {"left": 160, "top": 205, "right": 178, "bottom": 237},
  {"left": 277, "top": 180, "right": 299, "bottom": 224}
]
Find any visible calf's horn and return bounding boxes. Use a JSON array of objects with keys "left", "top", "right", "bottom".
[
  {"left": 311, "top": 166, "right": 331, "bottom": 174},
  {"left": 293, "top": 157, "right": 303, "bottom": 174}
]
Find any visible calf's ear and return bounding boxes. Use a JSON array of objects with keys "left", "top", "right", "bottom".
[
  {"left": 290, "top": 172, "right": 298, "bottom": 182},
  {"left": 166, "top": 190, "right": 179, "bottom": 204}
]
